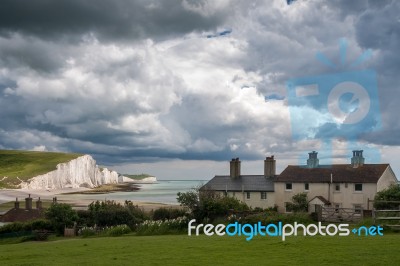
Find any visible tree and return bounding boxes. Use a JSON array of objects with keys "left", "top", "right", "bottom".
[
  {"left": 177, "top": 187, "right": 249, "bottom": 221},
  {"left": 286, "top": 192, "right": 308, "bottom": 212},
  {"left": 177, "top": 189, "right": 199, "bottom": 212},
  {"left": 45, "top": 203, "right": 78, "bottom": 234},
  {"left": 86, "top": 200, "right": 147, "bottom": 227},
  {"left": 374, "top": 184, "right": 400, "bottom": 210}
]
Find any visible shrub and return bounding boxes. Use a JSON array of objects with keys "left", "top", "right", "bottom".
[
  {"left": 77, "top": 225, "right": 132, "bottom": 237},
  {"left": 24, "top": 219, "right": 53, "bottom": 231},
  {"left": 45, "top": 203, "right": 78, "bottom": 234},
  {"left": 78, "top": 227, "right": 97, "bottom": 238},
  {"left": 86, "top": 200, "right": 148, "bottom": 228},
  {"left": 286, "top": 193, "right": 308, "bottom": 212},
  {"left": 177, "top": 188, "right": 250, "bottom": 222},
  {"left": 0, "top": 220, "right": 53, "bottom": 241},
  {"left": 177, "top": 190, "right": 199, "bottom": 212},
  {"left": 136, "top": 217, "right": 188, "bottom": 236},
  {"left": 107, "top": 225, "right": 131, "bottom": 237},
  {"left": 0, "top": 222, "right": 25, "bottom": 234},
  {"left": 374, "top": 184, "right": 400, "bottom": 210},
  {"left": 198, "top": 196, "right": 249, "bottom": 222},
  {"left": 0, "top": 219, "right": 54, "bottom": 242},
  {"left": 153, "top": 208, "right": 187, "bottom": 221}
]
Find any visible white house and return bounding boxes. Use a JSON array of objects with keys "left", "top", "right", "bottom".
[
  {"left": 201, "top": 157, "right": 276, "bottom": 209},
  {"left": 275, "top": 150, "right": 397, "bottom": 213},
  {"left": 202, "top": 151, "right": 398, "bottom": 213}
]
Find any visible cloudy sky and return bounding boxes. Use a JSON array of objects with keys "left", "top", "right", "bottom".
[{"left": 0, "top": 0, "right": 399, "bottom": 179}]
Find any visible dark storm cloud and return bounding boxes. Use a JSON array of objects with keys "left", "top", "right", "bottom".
[
  {"left": 0, "top": 0, "right": 399, "bottom": 167},
  {"left": 0, "top": 0, "right": 228, "bottom": 42},
  {"left": 349, "top": 1, "right": 400, "bottom": 146},
  {"left": 0, "top": 35, "right": 69, "bottom": 72}
]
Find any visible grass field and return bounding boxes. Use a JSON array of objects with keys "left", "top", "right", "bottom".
[
  {"left": 0, "top": 233, "right": 398, "bottom": 265},
  {"left": 0, "top": 150, "right": 82, "bottom": 188}
]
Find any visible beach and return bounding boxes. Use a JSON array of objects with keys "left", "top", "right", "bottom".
[
  {"left": 0, "top": 180, "right": 204, "bottom": 212},
  {"left": 0, "top": 188, "right": 180, "bottom": 212}
]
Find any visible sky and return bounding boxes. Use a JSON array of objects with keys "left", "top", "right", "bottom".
[{"left": 0, "top": 0, "right": 399, "bottom": 180}]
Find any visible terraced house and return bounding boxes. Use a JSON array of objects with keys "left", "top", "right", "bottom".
[{"left": 202, "top": 151, "right": 398, "bottom": 213}]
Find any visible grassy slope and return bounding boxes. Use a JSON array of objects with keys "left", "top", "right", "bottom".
[
  {"left": 0, "top": 234, "right": 398, "bottom": 265},
  {"left": 0, "top": 150, "right": 82, "bottom": 188},
  {"left": 124, "top": 173, "right": 153, "bottom": 180}
]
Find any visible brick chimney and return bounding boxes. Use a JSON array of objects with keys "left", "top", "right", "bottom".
[
  {"left": 307, "top": 151, "right": 319, "bottom": 168},
  {"left": 351, "top": 150, "right": 365, "bottom": 168},
  {"left": 36, "top": 197, "right": 42, "bottom": 209},
  {"left": 14, "top": 197, "right": 19, "bottom": 210},
  {"left": 230, "top": 158, "right": 241, "bottom": 178},
  {"left": 264, "top": 156, "right": 276, "bottom": 177},
  {"left": 25, "top": 194, "right": 32, "bottom": 210}
]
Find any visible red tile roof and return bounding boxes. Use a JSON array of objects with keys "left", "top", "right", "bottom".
[{"left": 276, "top": 164, "right": 389, "bottom": 183}]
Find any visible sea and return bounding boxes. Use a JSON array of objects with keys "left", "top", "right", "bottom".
[{"left": 59, "top": 180, "right": 208, "bottom": 205}]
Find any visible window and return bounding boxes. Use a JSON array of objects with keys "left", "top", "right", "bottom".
[
  {"left": 223, "top": 191, "right": 227, "bottom": 197},
  {"left": 285, "top": 183, "right": 292, "bottom": 191},
  {"left": 354, "top": 204, "right": 362, "bottom": 214},
  {"left": 304, "top": 183, "right": 309, "bottom": 191},
  {"left": 261, "top": 192, "right": 267, "bottom": 200},
  {"left": 246, "top": 192, "right": 251, "bottom": 199},
  {"left": 335, "top": 184, "right": 340, "bottom": 191},
  {"left": 354, "top": 183, "right": 363, "bottom": 192},
  {"left": 232, "top": 191, "right": 236, "bottom": 197}
]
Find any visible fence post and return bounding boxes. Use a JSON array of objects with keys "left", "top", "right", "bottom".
[
  {"left": 315, "top": 205, "right": 322, "bottom": 222},
  {"left": 372, "top": 208, "right": 376, "bottom": 224}
]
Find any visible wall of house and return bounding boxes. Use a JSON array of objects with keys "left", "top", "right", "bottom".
[
  {"left": 274, "top": 182, "right": 325, "bottom": 213},
  {"left": 274, "top": 182, "right": 379, "bottom": 212},
  {"left": 377, "top": 166, "right": 398, "bottom": 191},
  {"left": 330, "top": 183, "right": 377, "bottom": 209},
  {"left": 217, "top": 191, "right": 275, "bottom": 209}
]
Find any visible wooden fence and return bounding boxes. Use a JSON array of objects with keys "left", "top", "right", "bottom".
[
  {"left": 64, "top": 228, "right": 76, "bottom": 237},
  {"left": 316, "top": 205, "right": 363, "bottom": 222},
  {"left": 369, "top": 200, "right": 400, "bottom": 228}
]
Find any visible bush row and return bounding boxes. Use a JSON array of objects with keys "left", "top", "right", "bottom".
[
  {"left": 78, "top": 224, "right": 132, "bottom": 237},
  {"left": 0, "top": 219, "right": 53, "bottom": 234}
]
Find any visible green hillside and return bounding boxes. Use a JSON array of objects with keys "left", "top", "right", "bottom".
[
  {"left": 0, "top": 150, "right": 82, "bottom": 188},
  {"left": 124, "top": 173, "right": 153, "bottom": 180}
]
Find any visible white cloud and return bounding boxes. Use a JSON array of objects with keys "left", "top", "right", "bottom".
[
  {"left": 31, "top": 145, "right": 47, "bottom": 152},
  {"left": 0, "top": 0, "right": 399, "bottom": 178}
]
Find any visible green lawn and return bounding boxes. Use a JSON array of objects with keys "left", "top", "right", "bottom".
[
  {"left": 0, "top": 150, "right": 82, "bottom": 188},
  {"left": 0, "top": 234, "right": 398, "bottom": 265}
]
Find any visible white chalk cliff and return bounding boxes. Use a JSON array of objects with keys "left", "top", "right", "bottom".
[{"left": 20, "top": 155, "right": 119, "bottom": 189}]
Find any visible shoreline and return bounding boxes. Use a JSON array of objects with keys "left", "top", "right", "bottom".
[
  {"left": 0, "top": 186, "right": 181, "bottom": 212},
  {"left": 61, "top": 183, "right": 142, "bottom": 194}
]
